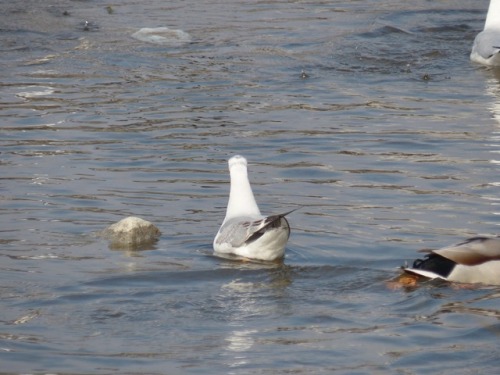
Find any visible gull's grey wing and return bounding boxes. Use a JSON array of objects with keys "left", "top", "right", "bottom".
[
  {"left": 215, "top": 216, "right": 267, "bottom": 248},
  {"left": 216, "top": 209, "right": 295, "bottom": 248},
  {"left": 472, "top": 30, "right": 500, "bottom": 60}
]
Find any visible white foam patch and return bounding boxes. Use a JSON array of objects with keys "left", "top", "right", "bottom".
[
  {"left": 16, "top": 86, "right": 55, "bottom": 99},
  {"left": 131, "top": 27, "right": 192, "bottom": 46}
]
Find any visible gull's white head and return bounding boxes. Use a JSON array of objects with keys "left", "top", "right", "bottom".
[
  {"left": 228, "top": 155, "right": 247, "bottom": 170},
  {"left": 224, "top": 154, "right": 261, "bottom": 221},
  {"left": 484, "top": 0, "right": 500, "bottom": 30}
]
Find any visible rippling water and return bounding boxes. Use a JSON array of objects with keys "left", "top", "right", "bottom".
[{"left": 1, "top": 0, "right": 499, "bottom": 373}]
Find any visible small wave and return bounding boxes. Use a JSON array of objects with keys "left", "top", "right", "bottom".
[
  {"left": 131, "top": 27, "right": 192, "bottom": 46},
  {"left": 16, "top": 86, "right": 55, "bottom": 99}
]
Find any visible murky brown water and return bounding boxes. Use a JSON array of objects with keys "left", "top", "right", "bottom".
[{"left": 1, "top": 0, "right": 499, "bottom": 373}]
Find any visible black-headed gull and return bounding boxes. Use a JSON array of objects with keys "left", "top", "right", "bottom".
[
  {"left": 471, "top": 0, "right": 500, "bottom": 66},
  {"left": 213, "top": 155, "right": 294, "bottom": 261},
  {"left": 403, "top": 236, "right": 500, "bottom": 285}
]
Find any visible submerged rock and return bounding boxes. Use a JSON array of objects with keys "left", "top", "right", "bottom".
[
  {"left": 101, "top": 216, "right": 161, "bottom": 249},
  {"left": 131, "top": 27, "right": 192, "bottom": 46}
]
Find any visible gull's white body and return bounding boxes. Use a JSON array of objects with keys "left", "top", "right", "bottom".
[
  {"left": 404, "top": 237, "right": 500, "bottom": 285},
  {"left": 213, "top": 155, "right": 292, "bottom": 261},
  {"left": 471, "top": 0, "right": 500, "bottom": 66}
]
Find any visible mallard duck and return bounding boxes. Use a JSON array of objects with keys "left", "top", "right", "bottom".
[
  {"left": 213, "top": 155, "right": 293, "bottom": 261},
  {"left": 404, "top": 236, "right": 500, "bottom": 285},
  {"left": 470, "top": 0, "right": 500, "bottom": 66}
]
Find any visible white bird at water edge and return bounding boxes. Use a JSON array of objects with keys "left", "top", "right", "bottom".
[
  {"left": 213, "top": 155, "right": 294, "bottom": 261},
  {"left": 471, "top": 0, "right": 500, "bottom": 66}
]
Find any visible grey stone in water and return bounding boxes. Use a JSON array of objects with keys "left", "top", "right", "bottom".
[{"left": 101, "top": 216, "right": 161, "bottom": 249}]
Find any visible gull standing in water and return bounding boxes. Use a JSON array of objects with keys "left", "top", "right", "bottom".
[
  {"left": 471, "top": 0, "right": 500, "bottom": 66},
  {"left": 403, "top": 236, "right": 500, "bottom": 285},
  {"left": 213, "top": 155, "right": 294, "bottom": 261}
]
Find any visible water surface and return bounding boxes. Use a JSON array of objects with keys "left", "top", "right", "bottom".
[{"left": 1, "top": 0, "right": 499, "bottom": 373}]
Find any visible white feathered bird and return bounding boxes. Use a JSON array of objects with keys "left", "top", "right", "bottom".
[
  {"left": 213, "top": 155, "right": 293, "bottom": 261},
  {"left": 471, "top": 0, "right": 500, "bottom": 66},
  {"left": 403, "top": 236, "right": 500, "bottom": 285}
]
